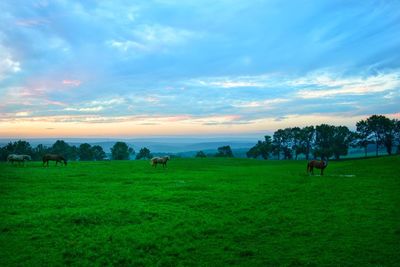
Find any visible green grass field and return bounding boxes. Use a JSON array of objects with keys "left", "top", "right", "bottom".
[{"left": 1, "top": 157, "right": 399, "bottom": 266}]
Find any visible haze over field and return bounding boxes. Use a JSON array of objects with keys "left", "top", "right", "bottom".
[{"left": 1, "top": 0, "right": 399, "bottom": 138}]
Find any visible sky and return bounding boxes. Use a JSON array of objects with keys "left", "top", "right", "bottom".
[{"left": 0, "top": 0, "right": 399, "bottom": 138}]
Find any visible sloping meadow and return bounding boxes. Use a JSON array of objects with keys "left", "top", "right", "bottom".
[{"left": 1, "top": 157, "right": 399, "bottom": 266}]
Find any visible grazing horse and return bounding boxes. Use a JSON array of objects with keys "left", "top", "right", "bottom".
[
  {"left": 7, "top": 154, "right": 31, "bottom": 165},
  {"left": 150, "top": 156, "right": 170, "bottom": 168},
  {"left": 43, "top": 154, "right": 67, "bottom": 166},
  {"left": 307, "top": 158, "right": 328, "bottom": 175}
]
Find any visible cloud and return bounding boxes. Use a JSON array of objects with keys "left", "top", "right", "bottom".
[
  {"left": 210, "top": 81, "right": 262, "bottom": 88},
  {"left": 62, "top": 80, "right": 81, "bottom": 87},
  {"left": 15, "top": 111, "right": 31, "bottom": 117},
  {"left": 0, "top": 45, "right": 21, "bottom": 80},
  {"left": 133, "top": 24, "right": 196, "bottom": 45},
  {"left": 62, "top": 97, "right": 126, "bottom": 114},
  {"left": 64, "top": 106, "right": 104, "bottom": 112},
  {"left": 0, "top": 113, "right": 250, "bottom": 127},
  {"left": 15, "top": 18, "right": 50, "bottom": 27},
  {"left": 190, "top": 115, "right": 246, "bottom": 125},
  {"left": 108, "top": 24, "right": 201, "bottom": 54},
  {"left": 232, "top": 98, "right": 289, "bottom": 108},
  {"left": 295, "top": 71, "right": 400, "bottom": 98},
  {"left": 190, "top": 74, "right": 273, "bottom": 88},
  {"left": 89, "top": 97, "right": 126, "bottom": 106},
  {"left": 108, "top": 40, "right": 148, "bottom": 52},
  {"left": 1, "top": 0, "right": 399, "bottom": 137}
]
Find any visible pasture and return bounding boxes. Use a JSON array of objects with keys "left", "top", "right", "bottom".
[{"left": 0, "top": 157, "right": 399, "bottom": 266}]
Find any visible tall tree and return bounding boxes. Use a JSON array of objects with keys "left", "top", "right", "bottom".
[
  {"left": 382, "top": 119, "right": 396, "bottom": 155},
  {"left": 0, "top": 142, "right": 15, "bottom": 161},
  {"left": 136, "top": 147, "right": 152, "bottom": 160},
  {"left": 0, "top": 140, "right": 33, "bottom": 161},
  {"left": 92, "top": 145, "right": 106, "bottom": 161},
  {"left": 69, "top": 145, "right": 79, "bottom": 161},
  {"left": 51, "top": 140, "right": 78, "bottom": 160},
  {"left": 272, "top": 129, "right": 285, "bottom": 160},
  {"left": 259, "top": 135, "right": 273, "bottom": 159},
  {"left": 331, "top": 126, "right": 353, "bottom": 160},
  {"left": 111, "top": 142, "right": 134, "bottom": 160},
  {"left": 195, "top": 151, "right": 207, "bottom": 158},
  {"left": 78, "top": 143, "right": 94, "bottom": 161},
  {"left": 215, "top": 145, "right": 233, "bottom": 157},
  {"left": 355, "top": 119, "right": 373, "bottom": 157},
  {"left": 247, "top": 136, "right": 272, "bottom": 159},
  {"left": 32, "top": 144, "right": 49, "bottom": 161},
  {"left": 395, "top": 119, "right": 400, "bottom": 154},
  {"left": 366, "top": 115, "right": 392, "bottom": 156},
  {"left": 13, "top": 140, "right": 33, "bottom": 155},
  {"left": 281, "top": 128, "right": 293, "bottom": 160},
  {"left": 246, "top": 145, "right": 260, "bottom": 159},
  {"left": 314, "top": 124, "right": 335, "bottom": 159},
  {"left": 291, "top": 127, "right": 302, "bottom": 160},
  {"left": 299, "top": 126, "right": 315, "bottom": 160},
  {"left": 51, "top": 140, "right": 70, "bottom": 156}
]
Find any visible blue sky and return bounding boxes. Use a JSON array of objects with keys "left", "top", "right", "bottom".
[{"left": 0, "top": 0, "right": 399, "bottom": 137}]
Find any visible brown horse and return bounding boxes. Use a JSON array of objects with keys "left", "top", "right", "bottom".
[
  {"left": 307, "top": 159, "right": 328, "bottom": 175},
  {"left": 43, "top": 154, "right": 67, "bottom": 166}
]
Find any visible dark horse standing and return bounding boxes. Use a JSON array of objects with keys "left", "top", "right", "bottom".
[
  {"left": 43, "top": 154, "right": 67, "bottom": 166},
  {"left": 307, "top": 158, "right": 328, "bottom": 175}
]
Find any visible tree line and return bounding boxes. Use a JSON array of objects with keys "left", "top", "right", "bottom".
[
  {"left": 1, "top": 115, "right": 398, "bottom": 161},
  {"left": 246, "top": 115, "right": 400, "bottom": 160},
  {"left": 0, "top": 140, "right": 155, "bottom": 161},
  {"left": 195, "top": 146, "right": 234, "bottom": 158}
]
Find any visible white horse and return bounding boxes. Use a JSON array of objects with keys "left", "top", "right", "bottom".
[
  {"left": 7, "top": 154, "right": 31, "bottom": 165},
  {"left": 150, "top": 156, "right": 170, "bottom": 168}
]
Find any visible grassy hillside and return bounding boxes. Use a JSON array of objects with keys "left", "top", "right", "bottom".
[{"left": 1, "top": 157, "right": 399, "bottom": 266}]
